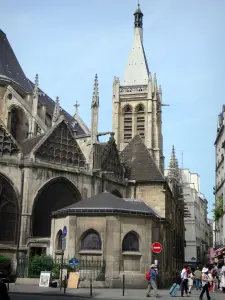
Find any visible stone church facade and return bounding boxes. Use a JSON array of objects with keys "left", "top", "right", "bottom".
[{"left": 0, "top": 5, "right": 187, "bottom": 287}]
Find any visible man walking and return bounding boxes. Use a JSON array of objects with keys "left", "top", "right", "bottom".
[
  {"left": 195, "top": 267, "right": 202, "bottom": 290},
  {"left": 180, "top": 264, "right": 188, "bottom": 297},
  {"left": 146, "top": 264, "right": 159, "bottom": 298}
]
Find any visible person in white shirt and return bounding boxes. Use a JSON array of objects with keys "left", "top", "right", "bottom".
[
  {"left": 199, "top": 267, "right": 211, "bottom": 300},
  {"left": 180, "top": 264, "right": 188, "bottom": 297}
]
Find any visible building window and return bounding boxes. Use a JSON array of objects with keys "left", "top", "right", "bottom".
[
  {"left": 135, "top": 104, "right": 145, "bottom": 139},
  {"left": 81, "top": 229, "right": 102, "bottom": 250},
  {"left": 123, "top": 105, "right": 132, "bottom": 142},
  {"left": 55, "top": 230, "right": 62, "bottom": 250},
  {"left": 122, "top": 231, "right": 139, "bottom": 252}
]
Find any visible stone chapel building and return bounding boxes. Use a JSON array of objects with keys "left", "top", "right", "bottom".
[{"left": 0, "top": 5, "right": 188, "bottom": 286}]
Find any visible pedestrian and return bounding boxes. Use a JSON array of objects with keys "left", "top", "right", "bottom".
[
  {"left": 211, "top": 264, "right": 218, "bottom": 292},
  {"left": 0, "top": 278, "right": 10, "bottom": 300},
  {"left": 187, "top": 268, "right": 194, "bottom": 294},
  {"left": 146, "top": 264, "right": 159, "bottom": 298},
  {"left": 199, "top": 267, "right": 211, "bottom": 300},
  {"left": 180, "top": 264, "right": 188, "bottom": 297},
  {"left": 194, "top": 267, "right": 202, "bottom": 290}
]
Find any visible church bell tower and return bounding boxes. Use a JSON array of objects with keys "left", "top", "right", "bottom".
[{"left": 112, "top": 4, "right": 164, "bottom": 172}]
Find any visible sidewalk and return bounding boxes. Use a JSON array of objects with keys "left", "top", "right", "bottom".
[{"left": 8, "top": 284, "right": 225, "bottom": 300}]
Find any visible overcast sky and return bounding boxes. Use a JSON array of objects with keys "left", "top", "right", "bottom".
[{"left": 1, "top": 0, "right": 225, "bottom": 216}]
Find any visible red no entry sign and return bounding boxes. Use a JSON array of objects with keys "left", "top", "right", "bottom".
[{"left": 152, "top": 242, "right": 162, "bottom": 253}]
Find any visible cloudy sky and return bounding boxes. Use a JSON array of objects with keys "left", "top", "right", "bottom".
[{"left": 1, "top": 0, "right": 225, "bottom": 215}]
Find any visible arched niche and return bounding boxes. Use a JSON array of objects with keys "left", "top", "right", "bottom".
[
  {"left": 0, "top": 173, "right": 19, "bottom": 243},
  {"left": 7, "top": 105, "right": 29, "bottom": 143},
  {"left": 110, "top": 189, "right": 123, "bottom": 198},
  {"left": 32, "top": 177, "right": 81, "bottom": 238},
  {"left": 122, "top": 231, "right": 139, "bottom": 252}
]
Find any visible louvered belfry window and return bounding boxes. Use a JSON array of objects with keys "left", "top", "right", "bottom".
[{"left": 123, "top": 105, "right": 132, "bottom": 142}]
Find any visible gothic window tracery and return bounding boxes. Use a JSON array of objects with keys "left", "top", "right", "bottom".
[
  {"left": 122, "top": 231, "right": 139, "bottom": 252},
  {"left": 135, "top": 104, "right": 145, "bottom": 139},
  {"left": 81, "top": 230, "right": 102, "bottom": 251},
  {"left": 35, "top": 122, "right": 86, "bottom": 168},
  {"left": 123, "top": 105, "right": 132, "bottom": 142},
  {"left": 0, "top": 123, "right": 19, "bottom": 156}
]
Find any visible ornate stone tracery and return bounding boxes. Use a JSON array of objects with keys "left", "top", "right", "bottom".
[
  {"left": 101, "top": 135, "right": 124, "bottom": 178},
  {"left": 0, "top": 123, "right": 20, "bottom": 156},
  {"left": 120, "top": 85, "right": 147, "bottom": 94},
  {"left": 35, "top": 121, "right": 86, "bottom": 168}
]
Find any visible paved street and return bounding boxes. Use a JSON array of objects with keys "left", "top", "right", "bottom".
[{"left": 8, "top": 285, "right": 225, "bottom": 300}]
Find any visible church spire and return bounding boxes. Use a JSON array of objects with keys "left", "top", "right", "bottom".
[
  {"left": 134, "top": 3, "right": 143, "bottom": 29},
  {"left": 91, "top": 74, "right": 99, "bottom": 143},
  {"left": 92, "top": 74, "right": 99, "bottom": 108},
  {"left": 168, "top": 145, "right": 180, "bottom": 181},
  {"left": 121, "top": 4, "right": 149, "bottom": 86},
  {"left": 52, "top": 96, "right": 61, "bottom": 126}
]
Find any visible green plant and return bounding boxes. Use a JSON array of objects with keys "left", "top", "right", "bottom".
[
  {"left": 28, "top": 255, "right": 53, "bottom": 277},
  {"left": 52, "top": 263, "right": 60, "bottom": 280},
  {"left": 0, "top": 256, "right": 11, "bottom": 275},
  {"left": 212, "top": 196, "right": 224, "bottom": 221}
]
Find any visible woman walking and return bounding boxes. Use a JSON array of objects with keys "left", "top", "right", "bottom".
[
  {"left": 199, "top": 267, "right": 211, "bottom": 300},
  {"left": 187, "top": 268, "right": 194, "bottom": 294}
]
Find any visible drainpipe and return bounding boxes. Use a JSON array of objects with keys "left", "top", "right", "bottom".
[{"left": 16, "top": 167, "right": 24, "bottom": 275}]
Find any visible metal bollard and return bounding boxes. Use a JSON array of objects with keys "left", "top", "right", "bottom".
[
  {"left": 122, "top": 273, "right": 125, "bottom": 296},
  {"left": 63, "top": 275, "right": 67, "bottom": 294},
  {"left": 90, "top": 277, "right": 93, "bottom": 297}
]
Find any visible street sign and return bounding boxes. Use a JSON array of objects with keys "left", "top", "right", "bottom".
[
  {"left": 69, "top": 257, "right": 79, "bottom": 266},
  {"left": 152, "top": 242, "right": 162, "bottom": 253},
  {"left": 62, "top": 237, "right": 66, "bottom": 251},
  {"left": 62, "top": 226, "right": 67, "bottom": 238}
]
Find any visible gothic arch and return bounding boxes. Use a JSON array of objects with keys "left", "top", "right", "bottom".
[
  {"left": 122, "top": 104, "right": 133, "bottom": 114},
  {"left": 122, "top": 231, "right": 139, "bottom": 252},
  {"left": 135, "top": 103, "right": 145, "bottom": 112},
  {"left": 0, "top": 173, "right": 19, "bottom": 243},
  {"left": 7, "top": 104, "right": 29, "bottom": 143},
  {"left": 110, "top": 189, "right": 123, "bottom": 198},
  {"left": 32, "top": 177, "right": 82, "bottom": 238},
  {"left": 80, "top": 229, "right": 102, "bottom": 250}
]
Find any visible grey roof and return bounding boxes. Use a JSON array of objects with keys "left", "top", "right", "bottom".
[
  {"left": 52, "top": 191, "right": 161, "bottom": 218},
  {"left": 20, "top": 135, "right": 44, "bottom": 156},
  {"left": 121, "top": 135, "right": 165, "bottom": 182},
  {"left": 0, "top": 29, "right": 85, "bottom": 136},
  {"left": 0, "top": 30, "right": 33, "bottom": 93}
]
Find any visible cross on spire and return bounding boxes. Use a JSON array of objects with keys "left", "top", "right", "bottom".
[{"left": 74, "top": 101, "right": 80, "bottom": 115}]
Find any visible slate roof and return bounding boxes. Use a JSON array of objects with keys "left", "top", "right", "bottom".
[
  {"left": 20, "top": 135, "right": 45, "bottom": 156},
  {"left": 121, "top": 135, "right": 165, "bottom": 182},
  {"left": 52, "top": 191, "right": 161, "bottom": 218},
  {"left": 0, "top": 30, "right": 33, "bottom": 93},
  {"left": 0, "top": 29, "right": 85, "bottom": 136}
]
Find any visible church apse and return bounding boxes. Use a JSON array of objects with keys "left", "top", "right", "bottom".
[{"left": 32, "top": 177, "right": 82, "bottom": 238}]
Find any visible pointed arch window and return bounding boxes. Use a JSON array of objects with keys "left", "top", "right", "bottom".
[
  {"left": 81, "top": 229, "right": 102, "bottom": 250},
  {"left": 136, "top": 104, "right": 145, "bottom": 139},
  {"left": 122, "top": 231, "right": 139, "bottom": 252},
  {"left": 55, "top": 230, "right": 62, "bottom": 251},
  {"left": 123, "top": 105, "right": 132, "bottom": 142}
]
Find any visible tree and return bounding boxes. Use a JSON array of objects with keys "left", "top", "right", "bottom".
[{"left": 212, "top": 195, "right": 224, "bottom": 221}]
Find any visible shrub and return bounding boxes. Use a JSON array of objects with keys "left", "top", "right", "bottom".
[
  {"left": 28, "top": 255, "right": 53, "bottom": 277},
  {"left": 0, "top": 256, "right": 11, "bottom": 275}
]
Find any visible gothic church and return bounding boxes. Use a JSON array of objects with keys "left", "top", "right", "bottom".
[{"left": 0, "top": 5, "right": 186, "bottom": 287}]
